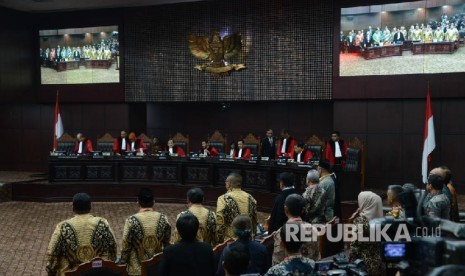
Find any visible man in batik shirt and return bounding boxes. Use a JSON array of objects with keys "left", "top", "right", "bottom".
[
  {"left": 174, "top": 187, "right": 217, "bottom": 246},
  {"left": 216, "top": 173, "right": 257, "bottom": 242},
  {"left": 272, "top": 194, "right": 320, "bottom": 266},
  {"left": 121, "top": 188, "right": 171, "bottom": 276},
  {"left": 46, "top": 193, "right": 117, "bottom": 276},
  {"left": 266, "top": 221, "right": 316, "bottom": 275}
]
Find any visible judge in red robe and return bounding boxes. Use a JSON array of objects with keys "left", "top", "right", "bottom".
[
  {"left": 113, "top": 130, "right": 129, "bottom": 155},
  {"left": 73, "top": 133, "right": 93, "bottom": 155},
  {"left": 199, "top": 140, "right": 219, "bottom": 157},
  {"left": 165, "top": 139, "right": 186, "bottom": 157},
  {"left": 232, "top": 140, "right": 251, "bottom": 160},
  {"left": 276, "top": 129, "right": 296, "bottom": 159},
  {"left": 325, "top": 131, "right": 348, "bottom": 169},
  {"left": 293, "top": 143, "right": 313, "bottom": 163},
  {"left": 128, "top": 132, "right": 147, "bottom": 154}
]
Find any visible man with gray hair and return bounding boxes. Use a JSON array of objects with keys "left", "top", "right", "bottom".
[
  {"left": 216, "top": 173, "right": 258, "bottom": 242},
  {"left": 302, "top": 169, "right": 328, "bottom": 223},
  {"left": 73, "top": 133, "right": 93, "bottom": 155}
]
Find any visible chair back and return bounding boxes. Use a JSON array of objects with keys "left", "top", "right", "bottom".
[
  {"left": 208, "top": 130, "right": 227, "bottom": 153},
  {"left": 213, "top": 238, "right": 234, "bottom": 271},
  {"left": 242, "top": 133, "right": 260, "bottom": 155},
  {"left": 171, "top": 132, "right": 189, "bottom": 153},
  {"left": 138, "top": 133, "right": 152, "bottom": 152},
  {"left": 97, "top": 133, "right": 115, "bottom": 153},
  {"left": 345, "top": 148, "right": 361, "bottom": 172},
  {"left": 140, "top": 252, "right": 163, "bottom": 276},
  {"left": 57, "top": 133, "right": 76, "bottom": 154},
  {"left": 305, "top": 135, "right": 325, "bottom": 162},
  {"left": 64, "top": 258, "right": 127, "bottom": 276}
]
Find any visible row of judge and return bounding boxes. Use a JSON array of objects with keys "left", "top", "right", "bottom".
[
  {"left": 73, "top": 132, "right": 147, "bottom": 155},
  {"left": 261, "top": 129, "right": 348, "bottom": 167}
]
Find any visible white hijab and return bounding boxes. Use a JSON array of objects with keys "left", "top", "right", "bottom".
[{"left": 358, "top": 191, "right": 383, "bottom": 221}]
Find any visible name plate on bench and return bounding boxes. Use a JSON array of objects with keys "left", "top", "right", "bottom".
[{"left": 219, "top": 158, "right": 236, "bottom": 163}]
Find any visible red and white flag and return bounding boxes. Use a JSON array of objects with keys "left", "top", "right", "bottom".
[
  {"left": 422, "top": 86, "right": 435, "bottom": 184},
  {"left": 53, "top": 93, "right": 64, "bottom": 151}
]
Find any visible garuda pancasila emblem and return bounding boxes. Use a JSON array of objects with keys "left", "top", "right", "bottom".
[{"left": 188, "top": 31, "right": 245, "bottom": 75}]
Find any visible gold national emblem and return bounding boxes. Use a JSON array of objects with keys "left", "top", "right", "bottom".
[
  {"left": 77, "top": 245, "right": 95, "bottom": 262},
  {"left": 143, "top": 235, "right": 159, "bottom": 250}
]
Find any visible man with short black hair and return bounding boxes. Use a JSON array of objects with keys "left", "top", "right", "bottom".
[
  {"left": 174, "top": 188, "right": 217, "bottom": 245},
  {"left": 268, "top": 172, "right": 296, "bottom": 234},
  {"left": 272, "top": 194, "right": 319, "bottom": 266},
  {"left": 267, "top": 221, "right": 316, "bottom": 275},
  {"left": 233, "top": 139, "right": 251, "bottom": 160},
  {"left": 161, "top": 213, "right": 215, "bottom": 276},
  {"left": 261, "top": 129, "right": 276, "bottom": 160},
  {"left": 200, "top": 140, "right": 219, "bottom": 157},
  {"left": 325, "top": 131, "right": 347, "bottom": 169},
  {"left": 425, "top": 174, "right": 450, "bottom": 219},
  {"left": 293, "top": 143, "right": 313, "bottom": 163},
  {"left": 121, "top": 188, "right": 171, "bottom": 276},
  {"left": 216, "top": 173, "right": 257, "bottom": 242},
  {"left": 46, "top": 193, "right": 117, "bottom": 276},
  {"left": 166, "top": 139, "right": 186, "bottom": 157}
]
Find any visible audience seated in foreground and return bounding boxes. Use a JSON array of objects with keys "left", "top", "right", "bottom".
[
  {"left": 272, "top": 194, "right": 320, "bottom": 266},
  {"left": 266, "top": 221, "right": 317, "bottom": 276}
]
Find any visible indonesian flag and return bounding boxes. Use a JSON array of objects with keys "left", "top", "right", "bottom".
[
  {"left": 53, "top": 93, "right": 64, "bottom": 151},
  {"left": 422, "top": 86, "right": 435, "bottom": 184}
]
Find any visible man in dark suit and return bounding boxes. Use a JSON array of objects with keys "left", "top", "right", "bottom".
[
  {"left": 261, "top": 129, "right": 276, "bottom": 159},
  {"left": 267, "top": 172, "right": 296, "bottom": 234},
  {"left": 160, "top": 213, "right": 215, "bottom": 276}
]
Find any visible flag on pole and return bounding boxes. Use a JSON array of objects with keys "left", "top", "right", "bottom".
[
  {"left": 422, "top": 85, "right": 435, "bottom": 184},
  {"left": 53, "top": 92, "right": 64, "bottom": 151}
]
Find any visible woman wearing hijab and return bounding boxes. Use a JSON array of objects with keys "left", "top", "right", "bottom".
[{"left": 349, "top": 191, "right": 385, "bottom": 276}]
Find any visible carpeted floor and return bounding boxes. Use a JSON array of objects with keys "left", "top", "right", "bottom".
[{"left": 0, "top": 201, "right": 269, "bottom": 276}]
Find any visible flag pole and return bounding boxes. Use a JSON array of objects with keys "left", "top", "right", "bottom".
[{"left": 53, "top": 90, "right": 59, "bottom": 151}]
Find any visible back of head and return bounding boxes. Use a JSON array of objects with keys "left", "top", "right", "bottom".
[
  {"left": 284, "top": 194, "right": 305, "bottom": 217},
  {"left": 318, "top": 160, "right": 331, "bottom": 173},
  {"left": 73, "top": 193, "right": 91, "bottom": 214},
  {"left": 280, "top": 221, "right": 304, "bottom": 254},
  {"left": 439, "top": 165, "right": 452, "bottom": 184},
  {"left": 223, "top": 242, "right": 250, "bottom": 275},
  {"left": 430, "top": 265, "right": 465, "bottom": 276},
  {"left": 279, "top": 172, "right": 294, "bottom": 187},
  {"left": 176, "top": 212, "right": 199, "bottom": 242},
  {"left": 187, "top": 187, "right": 204, "bottom": 204},
  {"left": 232, "top": 215, "right": 252, "bottom": 240},
  {"left": 306, "top": 169, "right": 320, "bottom": 184},
  {"left": 388, "top": 185, "right": 404, "bottom": 203},
  {"left": 358, "top": 191, "right": 383, "bottom": 221},
  {"left": 428, "top": 174, "right": 444, "bottom": 190},
  {"left": 228, "top": 173, "right": 242, "bottom": 188},
  {"left": 138, "top": 188, "right": 154, "bottom": 208}
]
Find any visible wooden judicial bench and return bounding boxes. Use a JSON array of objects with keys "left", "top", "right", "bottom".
[
  {"left": 362, "top": 44, "right": 403, "bottom": 60},
  {"left": 56, "top": 61, "right": 80, "bottom": 72},
  {"left": 39, "top": 156, "right": 362, "bottom": 212},
  {"left": 82, "top": 59, "right": 112, "bottom": 69},
  {"left": 411, "top": 41, "right": 458, "bottom": 54}
]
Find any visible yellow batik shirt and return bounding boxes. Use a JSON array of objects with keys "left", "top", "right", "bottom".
[
  {"left": 216, "top": 188, "right": 257, "bottom": 242},
  {"left": 46, "top": 214, "right": 117, "bottom": 276},
  {"left": 173, "top": 205, "right": 217, "bottom": 246},
  {"left": 121, "top": 211, "right": 171, "bottom": 276}
]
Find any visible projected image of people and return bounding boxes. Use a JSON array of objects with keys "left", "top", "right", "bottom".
[
  {"left": 39, "top": 26, "right": 119, "bottom": 84},
  {"left": 339, "top": 1, "right": 465, "bottom": 76}
]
